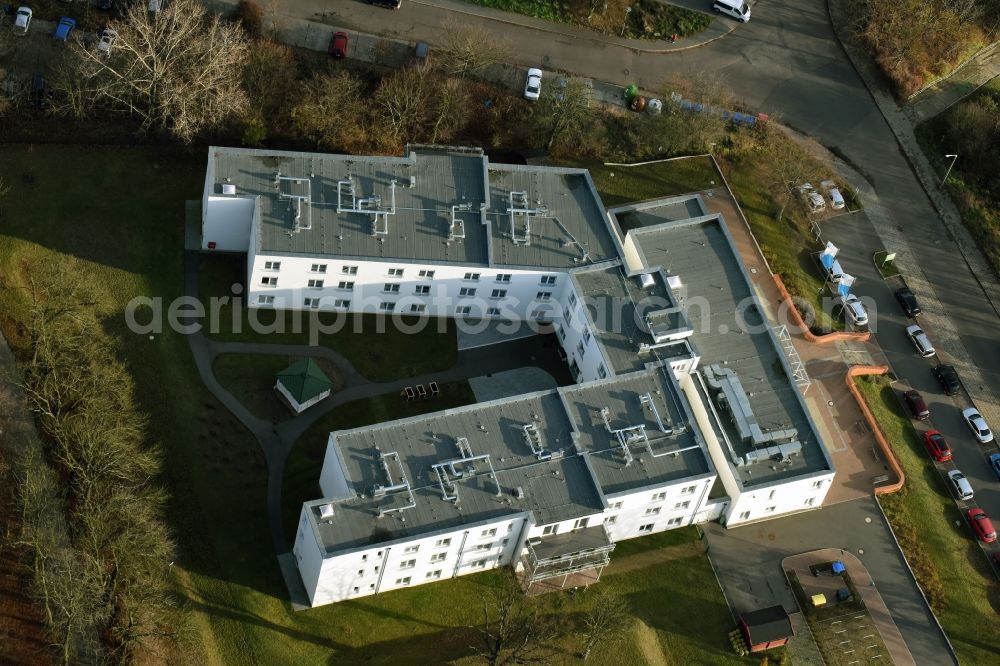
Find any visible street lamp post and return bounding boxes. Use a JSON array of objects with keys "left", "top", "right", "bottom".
[
  {"left": 942, "top": 154, "right": 958, "bottom": 185},
  {"left": 620, "top": 6, "right": 632, "bottom": 38}
]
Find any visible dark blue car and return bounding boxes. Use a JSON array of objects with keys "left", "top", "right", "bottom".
[
  {"left": 990, "top": 453, "right": 1000, "bottom": 481},
  {"left": 53, "top": 16, "right": 75, "bottom": 42}
]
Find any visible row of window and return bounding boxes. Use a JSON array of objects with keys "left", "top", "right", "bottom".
[
  {"left": 262, "top": 262, "right": 558, "bottom": 287},
  {"left": 260, "top": 278, "right": 553, "bottom": 304},
  {"left": 257, "top": 296, "right": 553, "bottom": 318}
]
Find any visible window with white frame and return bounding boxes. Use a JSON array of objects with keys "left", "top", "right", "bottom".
[
  {"left": 495, "top": 273, "right": 511, "bottom": 283},
  {"left": 357, "top": 569, "right": 365, "bottom": 576},
  {"left": 395, "top": 577, "right": 411, "bottom": 586},
  {"left": 812, "top": 480, "right": 824, "bottom": 488},
  {"left": 604, "top": 515, "right": 618, "bottom": 525},
  {"left": 583, "top": 327, "right": 592, "bottom": 344},
  {"left": 804, "top": 497, "right": 816, "bottom": 506},
  {"left": 460, "top": 287, "right": 476, "bottom": 297},
  {"left": 399, "top": 559, "right": 416, "bottom": 569},
  {"left": 264, "top": 261, "right": 281, "bottom": 270},
  {"left": 380, "top": 302, "right": 395, "bottom": 311},
  {"left": 404, "top": 545, "right": 420, "bottom": 554},
  {"left": 258, "top": 295, "right": 274, "bottom": 305},
  {"left": 456, "top": 305, "right": 472, "bottom": 315},
  {"left": 568, "top": 292, "right": 577, "bottom": 308},
  {"left": 667, "top": 517, "right": 683, "bottom": 526},
  {"left": 477, "top": 543, "right": 492, "bottom": 551},
  {"left": 652, "top": 492, "right": 667, "bottom": 502},
  {"left": 765, "top": 506, "right": 776, "bottom": 513},
  {"left": 573, "top": 517, "right": 589, "bottom": 529},
  {"left": 597, "top": 364, "right": 607, "bottom": 379},
  {"left": 739, "top": 511, "right": 751, "bottom": 520},
  {"left": 768, "top": 490, "right": 776, "bottom": 500},
  {"left": 310, "top": 263, "right": 327, "bottom": 273},
  {"left": 536, "top": 291, "right": 552, "bottom": 301},
  {"left": 638, "top": 523, "right": 654, "bottom": 534},
  {"left": 464, "top": 272, "right": 480, "bottom": 281},
  {"left": 384, "top": 283, "right": 400, "bottom": 293},
  {"left": 674, "top": 501, "right": 690, "bottom": 510},
  {"left": 409, "top": 304, "right": 426, "bottom": 313},
  {"left": 260, "top": 276, "right": 277, "bottom": 287},
  {"left": 418, "top": 269, "right": 435, "bottom": 279},
  {"left": 426, "top": 570, "right": 443, "bottom": 580},
  {"left": 490, "top": 289, "right": 507, "bottom": 299},
  {"left": 303, "top": 297, "right": 319, "bottom": 309},
  {"left": 471, "top": 559, "right": 488, "bottom": 569},
  {"left": 540, "top": 275, "right": 556, "bottom": 285},
  {"left": 530, "top": 309, "right": 547, "bottom": 319},
  {"left": 429, "top": 552, "right": 446, "bottom": 563},
  {"left": 388, "top": 268, "right": 404, "bottom": 277},
  {"left": 342, "top": 265, "right": 358, "bottom": 275},
  {"left": 557, "top": 325, "right": 567, "bottom": 341},
  {"left": 415, "top": 285, "right": 430, "bottom": 295},
  {"left": 352, "top": 586, "right": 359, "bottom": 593},
  {"left": 611, "top": 501, "right": 623, "bottom": 510},
  {"left": 337, "top": 281, "right": 354, "bottom": 290},
  {"left": 481, "top": 528, "right": 497, "bottom": 538},
  {"left": 563, "top": 305, "right": 573, "bottom": 322},
  {"left": 542, "top": 525, "right": 558, "bottom": 536},
  {"left": 644, "top": 507, "right": 661, "bottom": 516},
  {"left": 682, "top": 485, "right": 697, "bottom": 494},
  {"left": 334, "top": 299, "right": 350, "bottom": 309},
  {"left": 487, "top": 307, "right": 501, "bottom": 316},
  {"left": 307, "top": 279, "right": 324, "bottom": 288},
  {"left": 576, "top": 341, "right": 585, "bottom": 357},
  {"left": 435, "top": 538, "right": 452, "bottom": 548}
]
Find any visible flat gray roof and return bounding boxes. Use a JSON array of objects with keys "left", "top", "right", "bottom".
[
  {"left": 559, "top": 368, "right": 713, "bottom": 496},
  {"left": 207, "top": 147, "right": 620, "bottom": 269},
  {"left": 572, "top": 265, "right": 686, "bottom": 375},
  {"left": 314, "top": 391, "right": 605, "bottom": 553},
  {"left": 621, "top": 210, "right": 832, "bottom": 486}
]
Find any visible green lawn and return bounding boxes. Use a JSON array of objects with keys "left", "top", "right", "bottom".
[
  {"left": 854, "top": 376, "right": 1000, "bottom": 665},
  {"left": 198, "top": 254, "right": 458, "bottom": 381},
  {"left": 561, "top": 155, "right": 719, "bottom": 207},
  {"left": 457, "top": 0, "right": 712, "bottom": 40}
]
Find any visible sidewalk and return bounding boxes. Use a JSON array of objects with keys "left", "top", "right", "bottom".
[{"left": 905, "top": 42, "right": 1000, "bottom": 123}]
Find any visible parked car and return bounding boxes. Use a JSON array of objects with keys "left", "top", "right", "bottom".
[
  {"left": 961, "top": 407, "right": 994, "bottom": 443},
  {"left": 933, "top": 364, "right": 961, "bottom": 396},
  {"left": 905, "top": 325, "right": 935, "bottom": 357},
  {"left": 524, "top": 68, "right": 542, "bottom": 101},
  {"left": 841, "top": 293, "right": 868, "bottom": 327},
  {"left": 966, "top": 508, "right": 997, "bottom": 543},
  {"left": 903, "top": 390, "right": 930, "bottom": 421},
  {"left": 923, "top": 430, "right": 952, "bottom": 462},
  {"left": 329, "top": 31, "right": 348, "bottom": 58},
  {"left": 97, "top": 27, "right": 117, "bottom": 55},
  {"left": 947, "top": 469, "right": 974, "bottom": 501},
  {"left": 53, "top": 16, "right": 75, "bottom": 42},
  {"left": 368, "top": 0, "right": 401, "bottom": 6},
  {"left": 821, "top": 180, "right": 845, "bottom": 210},
  {"left": 13, "top": 6, "right": 31, "bottom": 35},
  {"left": 798, "top": 183, "right": 825, "bottom": 212},
  {"left": 894, "top": 287, "right": 921, "bottom": 317},
  {"left": 990, "top": 452, "right": 1000, "bottom": 481},
  {"left": 712, "top": 0, "right": 750, "bottom": 22}
]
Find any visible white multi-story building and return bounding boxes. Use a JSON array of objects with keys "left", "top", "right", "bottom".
[{"left": 200, "top": 146, "right": 835, "bottom": 608}]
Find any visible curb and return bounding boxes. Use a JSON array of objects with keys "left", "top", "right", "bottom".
[
  {"left": 844, "top": 366, "right": 904, "bottom": 495},
  {"left": 772, "top": 275, "right": 871, "bottom": 344},
  {"left": 410, "top": 0, "right": 737, "bottom": 54}
]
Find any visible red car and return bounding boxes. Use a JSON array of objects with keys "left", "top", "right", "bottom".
[
  {"left": 330, "top": 31, "right": 348, "bottom": 58},
  {"left": 966, "top": 508, "right": 997, "bottom": 543},
  {"left": 923, "top": 430, "right": 952, "bottom": 462}
]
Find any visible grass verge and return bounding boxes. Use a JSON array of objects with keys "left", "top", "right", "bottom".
[
  {"left": 854, "top": 375, "right": 1000, "bottom": 664},
  {"left": 457, "top": 0, "right": 712, "bottom": 40}
]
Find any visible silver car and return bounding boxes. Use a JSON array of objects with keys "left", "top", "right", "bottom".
[
  {"left": 13, "top": 6, "right": 32, "bottom": 36},
  {"left": 905, "top": 324, "right": 935, "bottom": 357}
]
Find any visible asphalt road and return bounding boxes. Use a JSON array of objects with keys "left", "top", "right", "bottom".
[
  {"left": 703, "top": 496, "right": 957, "bottom": 665},
  {"left": 825, "top": 213, "right": 1000, "bottom": 552}
]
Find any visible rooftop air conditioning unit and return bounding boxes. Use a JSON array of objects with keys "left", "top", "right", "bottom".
[
  {"left": 409, "top": 176, "right": 416, "bottom": 188},
  {"left": 319, "top": 504, "right": 335, "bottom": 520},
  {"left": 638, "top": 273, "right": 655, "bottom": 289},
  {"left": 222, "top": 183, "right": 237, "bottom": 196}
]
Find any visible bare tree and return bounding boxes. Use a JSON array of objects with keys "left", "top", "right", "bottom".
[
  {"left": 536, "top": 76, "right": 596, "bottom": 154},
  {"left": 471, "top": 579, "right": 554, "bottom": 666},
  {"left": 373, "top": 67, "right": 432, "bottom": 147},
  {"left": 580, "top": 591, "right": 631, "bottom": 661},
  {"left": 438, "top": 21, "right": 513, "bottom": 77},
  {"left": 290, "top": 71, "right": 368, "bottom": 152},
  {"left": 70, "top": 0, "right": 250, "bottom": 141}
]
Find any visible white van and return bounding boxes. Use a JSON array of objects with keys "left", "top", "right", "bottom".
[{"left": 713, "top": 0, "right": 751, "bottom": 22}]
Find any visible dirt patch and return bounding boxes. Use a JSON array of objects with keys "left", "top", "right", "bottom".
[{"left": 633, "top": 618, "right": 669, "bottom": 666}]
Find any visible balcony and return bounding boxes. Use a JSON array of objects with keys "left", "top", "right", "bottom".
[{"left": 517, "top": 525, "right": 615, "bottom": 596}]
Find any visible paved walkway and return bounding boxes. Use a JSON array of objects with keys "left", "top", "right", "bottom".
[
  {"left": 783, "top": 548, "right": 915, "bottom": 666},
  {"left": 905, "top": 42, "right": 1000, "bottom": 123}
]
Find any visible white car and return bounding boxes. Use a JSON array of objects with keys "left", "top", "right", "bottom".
[
  {"left": 821, "top": 179, "right": 846, "bottom": 210},
  {"left": 798, "top": 183, "right": 826, "bottom": 213},
  {"left": 905, "top": 324, "right": 935, "bottom": 357},
  {"left": 842, "top": 293, "right": 868, "bottom": 327},
  {"left": 962, "top": 407, "right": 994, "bottom": 443},
  {"left": 13, "top": 6, "right": 32, "bottom": 36},
  {"left": 97, "top": 28, "right": 117, "bottom": 55},
  {"left": 523, "top": 68, "right": 542, "bottom": 101}
]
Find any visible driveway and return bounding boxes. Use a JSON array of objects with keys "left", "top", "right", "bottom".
[{"left": 702, "top": 496, "right": 957, "bottom": 665}]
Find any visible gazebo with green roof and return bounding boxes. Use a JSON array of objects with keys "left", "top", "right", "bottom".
[{"left": 275, "top": 358, "right": 333, "bottom": 414}]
